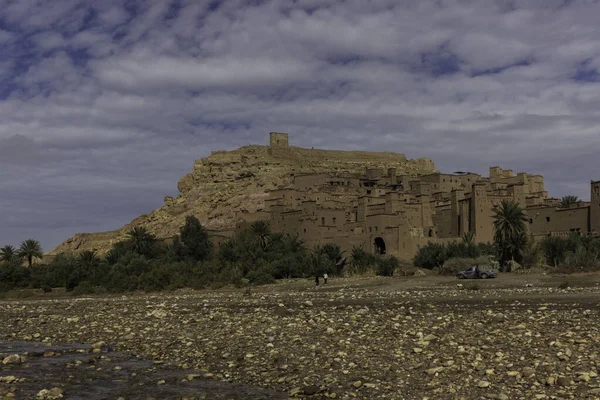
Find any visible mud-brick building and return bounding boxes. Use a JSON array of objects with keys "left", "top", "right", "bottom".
[{"left": 233, "top": 133, "right": 600, "bottom": 260}]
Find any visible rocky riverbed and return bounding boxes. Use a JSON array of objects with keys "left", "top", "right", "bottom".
[{"left": 2, "top": 275, "right": 600, "bottom": 399}]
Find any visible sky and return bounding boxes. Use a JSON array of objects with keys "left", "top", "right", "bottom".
[{"left": 1, "top": 0, "right": 599, "bottom": 252}]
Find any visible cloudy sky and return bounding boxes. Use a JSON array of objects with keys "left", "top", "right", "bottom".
[{"left": 1, "top": 0, "right": 599, "bottom": 252}]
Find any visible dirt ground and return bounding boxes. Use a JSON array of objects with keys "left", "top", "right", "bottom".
[{"left": 2, "top": 272, "right": 600, "bottom": 399}]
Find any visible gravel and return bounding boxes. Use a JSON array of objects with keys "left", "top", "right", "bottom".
[{"left": 1, "top": 277, "right": 600, "bottom": 399}]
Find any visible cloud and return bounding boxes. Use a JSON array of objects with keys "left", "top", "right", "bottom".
[{"left": 1, "top": 0, "right": 600, "bottom": 251}]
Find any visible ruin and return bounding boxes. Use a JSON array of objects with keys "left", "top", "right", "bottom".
[{"left": 225, "top": 134, "right": 600, "bottom": 260}]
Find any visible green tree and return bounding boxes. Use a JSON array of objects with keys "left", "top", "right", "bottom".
[
  {"left": 180, "top": 216, "right": 213, "bottom": 262},
  {"left": 461, "top": 232, "right": 474, "bottom": 245},
  {"left": 18, "top": 239, "right": 43, "bottom": 267},
  {"left": 250, "top": 220, "right": 271, "bottom": 250},
  {"left": 126, "top": 226, "right": 156, "bottom": 256},
  {"left": 559, "top": 195, "right": 579, "bottom": 208},
  {"left": 0, "top": 245, "right": 17, "bottom": 263},
  {"left": 78, "top": 250, "right": 101, "bottom": 282},
  {"left": 492, "top": 200, "right": 528, "bottom": 269}
]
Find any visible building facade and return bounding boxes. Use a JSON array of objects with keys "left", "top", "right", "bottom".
[{"left": 230, "top": 135, "right": 599, "bottom": 260}]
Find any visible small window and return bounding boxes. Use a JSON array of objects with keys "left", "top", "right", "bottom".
[
  {"left": 321, "top": 217, "right": 325, "bottom": 225},
  {"left": 546, "top": 217, "right": 551, "bottom": 222},
  {"left": 304, "top": 229, "right": 306, "bottom": 233},
  {"left": 369, "top": 227, "right": 372, "bottom": 232},
  {"left": 332, "top": 217, "right": 336, "bottom": 224}
]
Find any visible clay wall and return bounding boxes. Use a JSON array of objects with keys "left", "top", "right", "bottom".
[
  {"left": 525, "top": 205, "right": 589, "bottom": 238},
  {"left": 433, "top": 206, "right": 453, "bottom": 238}
]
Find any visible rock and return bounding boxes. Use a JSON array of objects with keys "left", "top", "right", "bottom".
[
  {"left": 555, "top": 376, "right": 570, "bottom": 386},
  {"left": 353, "top": 380, "right": 363, "bottom": 388},
  {"left": 477, "top": 381, "right": 490, "bottom": 388},
  {"left": 303, "top": 386, "right": 320, "bottom": 395},
  {"left": 0, "top": 376, "right": 18, "bottom": 383},
  {"left": 427, "top": 367, "right": 444, "bottom": 375},
  {"left": 36, "top": 388, "right": 64, "bottom": 399},
  {"left": 2, "top": 354, "right": 22, "bottom": 365}
]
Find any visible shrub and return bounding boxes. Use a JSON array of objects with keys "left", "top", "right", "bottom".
[
  {"left": 72, "top": 280, "right": 96, "bottom": 296},
  {"left": 376, "top": 255, "right": 399, "bottom": 277},
  {"left": 413, "top": 242, "right": 447, "bottom": 269},
  {"left": 350, "top": 246, "right": 376, "bottom": 275}
]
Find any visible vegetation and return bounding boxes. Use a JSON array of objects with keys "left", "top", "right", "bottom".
[
  {"left": 18, "top": 239, "right": 44, "bottom": 267},
  {"left": 4, "top": 214, "right": 600, "bottom": 296},
  {"left": 492, "top": 200, "right": 528, "bottom": 270},
  {"left": 3, "top": 217, "right": 393, "bottom": 295},
  {"left": 413, "top": 241, "right": 495, "bottom": 271},
  {"left": 559, "top": 195, "right": 580, "bottom": 208}
]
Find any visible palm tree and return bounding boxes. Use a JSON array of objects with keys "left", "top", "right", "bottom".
[
  {"left": 79, "top": 250, "right": 100, "bottom": 270},
  {"left": 559, "top": 195, "right": 579, "bottom": 208},
  {"left": 461, "top": 232, "right": 475, "bottom": 245},
  {"left": 251, "top": 220, "right": 271, "bottom": 250},
  {"left": 18, "top": 239, "right": 43, "bottom": 267},
  {"left": 492, "top": 200, "right": 529, "bottom": 269},
  {"left": 0, "top": 245, "right": 17, "bottom": 263},
  {"left": 126, "top": 226, "right": 156, "bottom": 255}
]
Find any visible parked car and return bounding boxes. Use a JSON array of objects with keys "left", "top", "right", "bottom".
[{"left": 456, "top": 265, "right": 497, "bottom": 279}]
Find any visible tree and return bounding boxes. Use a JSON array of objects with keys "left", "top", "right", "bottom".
[
  {"left": 0, "top": 245, "right": 17, "bottom": 263},
  {"left": 559, "top": 195, "right": 579, "bottom": 208},
  {"left": 18, "top": 239, "right": 43, "bottom": 267},
  {"left": 250, "top": 220, "right": 271, "bottom": 250},
  {"left": 180, "top": 216, "right": 212, "bottom": 262},
  {"left": 461, "top": 232, "right": 474, "bottom": 245},
  {"left": 126, "top": 226, "right": 156, "bottom": 256},
  {"left": 79, "top": 250, "right": 100, "bottom": 277},
  {"left": 492, "top": 200, "right": 528, "bottom": 269}
]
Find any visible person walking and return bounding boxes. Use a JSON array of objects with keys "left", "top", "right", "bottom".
[
  {"left": 323, "top": 272, "right": 328, "bottom": 284},
  {"left": 315, "top": 274, "right": 320, "bottom": 289}
]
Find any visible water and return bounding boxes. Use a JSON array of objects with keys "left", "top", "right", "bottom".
[{"left": 0, "top": 341, "right": 287, "bottom": 400}]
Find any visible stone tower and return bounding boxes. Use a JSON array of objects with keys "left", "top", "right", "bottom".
[
  {"left": 591, "top": 180, "right": 600, "bottom": 234},
  {"left": 470, "top": 183, "right": 493, "bottom": 243},
  {"left": 268, "top": 132, "right": 289, "bottom": 156}
]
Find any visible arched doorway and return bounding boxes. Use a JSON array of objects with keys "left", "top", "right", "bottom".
[{"left": 374, "top": 237, "right": 386, "bottom": 255}]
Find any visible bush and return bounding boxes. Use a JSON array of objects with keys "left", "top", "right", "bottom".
[
  {"left": 413, "top": 242, "right": 447, "bottom": 269},
  {"left": 376, "top": 255, "right": 399, "bottom": 277},
  {"left": 71, "top": 280, "right": 96, "bottom": 296},
  {"left": 350, "top": 246, "right": 376, "bottom": 275}
]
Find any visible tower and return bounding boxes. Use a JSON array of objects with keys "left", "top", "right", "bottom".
[
  {"left": 470, "top": 183, "right": 493, "bottom": 243},
  {"left": 591, "top": 180, "right": 600, "bottom": 234},
  {"left": 268, "top": 132, "right": 289, "bottom": 156}
]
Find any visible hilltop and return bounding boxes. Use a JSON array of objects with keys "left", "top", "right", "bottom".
[{"left": 49, "top": 136, "right": 436, "bottom": 255}]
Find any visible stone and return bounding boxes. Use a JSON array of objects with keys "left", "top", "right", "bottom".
[{"left": 2, "top": 354, "right": 22, "bottom": 365}]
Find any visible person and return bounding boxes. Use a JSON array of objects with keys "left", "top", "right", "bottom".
[
  {"left": 474, "top": 264, "right": 480, "bottom": 278},
  {"left": 323, "top": 272, "right": 328, "bottom": 284},
  {"left": 315, "top": 275, "right": 320, "bottom": 289}
]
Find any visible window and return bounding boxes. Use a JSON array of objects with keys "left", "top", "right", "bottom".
[
  {"left": 332, "top": 217, "right": 336, "bottom": 224},
  {"left": 304, "top": 229, "right": 306, "bottom": 233},
  {"left": 322, "top": 217, "right": 325, "bottom": 225},
  {"left": 546, "top": 217, "right": 550, "bottom": 222},
  {"left": 369, "top": 227, "right": 372, "bottom": 232}
]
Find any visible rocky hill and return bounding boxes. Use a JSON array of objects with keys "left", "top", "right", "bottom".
[{"left": 50, "top": 141, "right": 436, "bottom": 255}]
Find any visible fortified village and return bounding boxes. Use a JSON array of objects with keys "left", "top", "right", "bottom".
[
  {"left": 214, "top": 132, "right": 600, "bottom": 260},
  {"left": 52, "top": 132, "right": 600, "bottom": 260}
]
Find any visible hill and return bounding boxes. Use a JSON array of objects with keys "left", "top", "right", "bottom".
[{"left": 49, "top": 134, "right": 436, "bottom": 255}]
